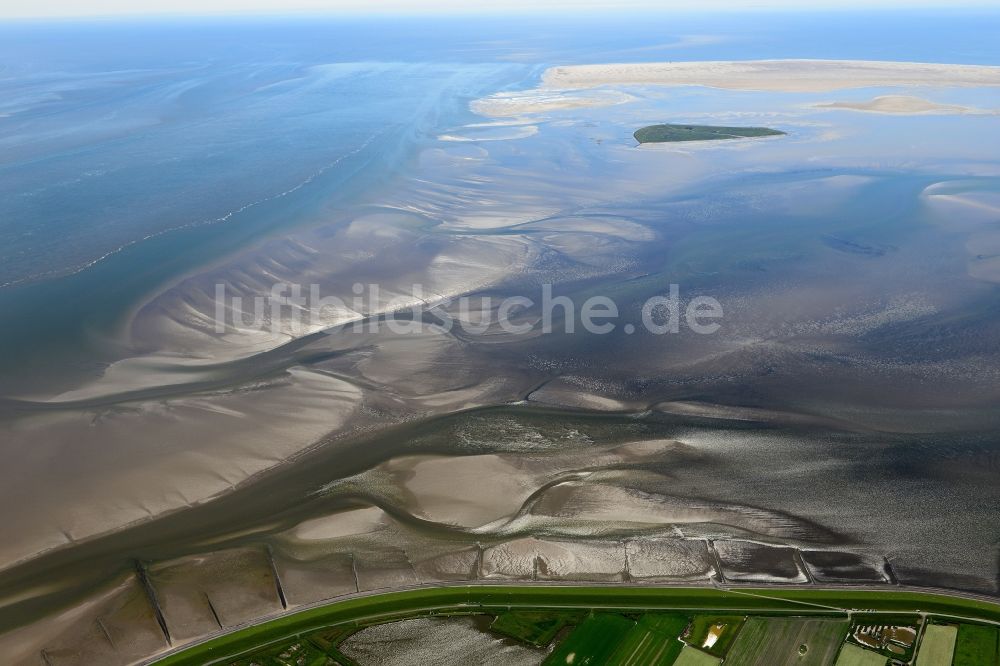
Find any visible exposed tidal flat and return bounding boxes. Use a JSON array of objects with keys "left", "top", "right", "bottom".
[{"left": 1, "top": 15, "right": 1000, "bottom": 664}]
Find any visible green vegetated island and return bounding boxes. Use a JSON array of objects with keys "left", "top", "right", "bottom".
[
  {"left": 634, "top": 123, "right": 786, "bottom": 144},
  {"left": 152, "top": 585, "right": 1000, "bottom": 666}
]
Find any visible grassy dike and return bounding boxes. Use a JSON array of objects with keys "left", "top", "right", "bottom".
[{"left": 152, "top": 585, "right": 1000, "bottom": 665}]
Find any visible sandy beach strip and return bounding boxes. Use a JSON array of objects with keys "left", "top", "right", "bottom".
[{"left": 541, "top": 59, "right": 1000, "bottom": 92}]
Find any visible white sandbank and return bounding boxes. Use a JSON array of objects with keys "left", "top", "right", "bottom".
[
  {"left": 541, "top": 59, "right": 1000, "bottom": 93},
  {"left": 814, "top": 94, "right": 995, "bottom": 115}
]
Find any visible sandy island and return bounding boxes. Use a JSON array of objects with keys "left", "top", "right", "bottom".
[
  {"left": 471, "top": 60, "right": 1000, "bottom": 117},
  {"left": 542, "top": 59, "right": 1000, "bottom": 93}
]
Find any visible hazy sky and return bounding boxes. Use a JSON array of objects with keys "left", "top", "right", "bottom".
[{"left": 1, "top": 0, "right": 995, "bottom": 19}]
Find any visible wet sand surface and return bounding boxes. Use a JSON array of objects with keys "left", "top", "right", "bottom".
[{"left": 1, "top": 57, "right": 1000, "bottom": 663}]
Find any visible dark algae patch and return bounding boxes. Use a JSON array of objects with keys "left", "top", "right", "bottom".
[{"left": 634, "top": 123, "right": 785, "bottom": 143}]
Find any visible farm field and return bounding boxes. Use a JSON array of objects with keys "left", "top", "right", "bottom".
[
  {"left": 490, "top": 610, "right": 582, "bottom": 647},
  {"left": 915, "top": 624, "right": 958, "bottom": 666},
  {"left": 672, "top": 645, "right": 723, "bottom": 666},
  {"left": 834, "top": 643, "right": 887, "bottom": 666},
  {"left": 543, "top": 612, "right": 635, "bottom": 665},
  {"left": 952, "top": 623, "right": 1000, "bottom": 666},
  {"left": 606, "top": 613, "right": 690, "bottom": 666},
  {"left": 724, "top": 617, "right": 850, "bottom": 666}
]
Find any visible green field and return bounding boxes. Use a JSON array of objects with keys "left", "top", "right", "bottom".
[
  {"left": 633, "top": 124, "right": 785, "bottom": 144},
  {"left": 150, "top": 585, "right": 1000, "bottom": 666},
  {"left": 606, "top": 613, "right": 690, "bottom": 666},
  {"left": 952, "top": 623, "right": 1000, "bottom": 666},
  {"left": 834, "top": 643, "right": 887, "bottom": 666},
  {"left": 683, "top": 615, "right": 746, "bottom": 657},
  {"left": 490, "top": 610, "right": 581, "bottom": 647},
  {"left": 673, "top": 645, "right": 722, "bottom": 666},
  {"left": 514, "top": 611, "right": 695, "bottom": 666},
  {"left": 543, "top": 612, "right": 635, "bottom": 665},
  {"left": 915, "top": 624, "right": 958, "bottom": 666},
  {"left": 725, "top": 617, "right": 849, "bottom": 666}
]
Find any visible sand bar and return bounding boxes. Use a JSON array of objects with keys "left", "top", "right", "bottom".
[
  {"left": 815, "top": 94, "right": 994, "bottom": 115},
  {"left": 542, "top": 59, "right": 1000, "bottom": 92}
]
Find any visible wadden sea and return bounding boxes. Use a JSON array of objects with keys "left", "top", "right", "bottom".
[{"left": 0, "top": 11, "right": 999, "bottom": 664}]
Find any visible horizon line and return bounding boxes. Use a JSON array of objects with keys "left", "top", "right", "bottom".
[{"left": 2, "top": 2, "right": 1000, "bottom": 23}]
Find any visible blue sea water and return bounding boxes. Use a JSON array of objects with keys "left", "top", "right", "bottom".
[{"left": 0, "top": 10, "right": 997, "bottom": 389}]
